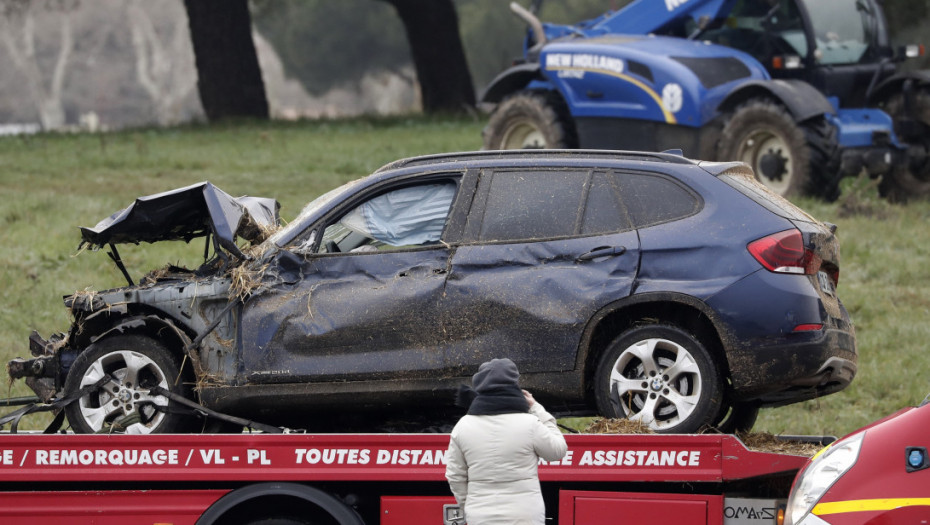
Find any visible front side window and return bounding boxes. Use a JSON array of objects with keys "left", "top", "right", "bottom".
[
  {"left": 320, "top": 181, "right": 457, "bottom": 253},
  {"left": 702, "top": 0, "right": 808, "bottom": 63},
  {"left": 800, "top": 0, "right": 872, "bottom": 65}
]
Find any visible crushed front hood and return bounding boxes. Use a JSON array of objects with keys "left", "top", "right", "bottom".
[{"left": 79, "top": 182, "right": 280, "bottom": 259}]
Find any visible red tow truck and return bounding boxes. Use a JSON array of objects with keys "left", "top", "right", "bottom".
[
  {"left": 3, "top": 394, "right": 926, "bottom": 525},
  {"left": 0, "top": 431, "right": 809, "bottom": 525}
]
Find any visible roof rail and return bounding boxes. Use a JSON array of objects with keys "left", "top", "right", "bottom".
[{"left": 374, "top": 149, "right": 694, "bottom": 173}]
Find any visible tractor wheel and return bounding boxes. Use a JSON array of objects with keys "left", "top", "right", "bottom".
[
  {"left": 878, "top": 87, "right": 930, "bottom": 202},
  {"left": 63, "top": 334, "right": 196, "bottom": 434},
  {"left": 803, "top": 117, "right": 842, "bottom": 202},
  {"left": 719, "top": 100, "right": 833, "bottom": 199},
  {"left": 594, "top": 325, "right": 723, "bottom": 434},
  {"left": 483, "top": 91, "right": 577, "bottom": 150}
]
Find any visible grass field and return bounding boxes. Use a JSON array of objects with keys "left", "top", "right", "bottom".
[{"left": 1, "top": 115, "right": 928, "bottom": 436}]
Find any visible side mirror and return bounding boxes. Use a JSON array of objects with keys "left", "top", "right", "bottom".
[
  {"left": 273, "top": 250, "right": 303, "bottom": 285},
  {"left": 896, "top": 44, "right": 925, "bottom": 61}
]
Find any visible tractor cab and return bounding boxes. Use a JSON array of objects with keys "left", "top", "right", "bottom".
[{"left": 695, "top": 0, "right": 896, "bottom": 107}]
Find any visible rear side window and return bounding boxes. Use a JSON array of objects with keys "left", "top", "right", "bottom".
[
  {"left": 476, "top": 170, "right": 632, "bottom": 242},
  {"left": 615, "top": 172, "right": 700, "bottom": 227},
  {"left": 582, "top": 172, "right": 630, "bottom": 235},
  {"left": 719, "top": 168, "right": 817, "bottom": 223},
  {"left": 479, "top": 171, "right": 586, "bottom": 241}
]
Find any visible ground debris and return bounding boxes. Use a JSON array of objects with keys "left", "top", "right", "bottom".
[
  {"left": 583, "top": 418, "right": 655, "bottom": 434},
  {"left": 736, "top": 431, "right": 823, "bottom": 457},
  {"left": 582, "top": 419, "right": 822, "bottom": 457}
]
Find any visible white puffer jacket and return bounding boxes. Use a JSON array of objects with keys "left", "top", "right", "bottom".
[{"left": 445, "top": 403, "right": 568, "bottom": 525}]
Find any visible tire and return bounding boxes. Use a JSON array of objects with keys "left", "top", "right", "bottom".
[
  {"left": 594, "top": 325, "right": 723, "bottom": 434},
  {"left": 713, "top": 401, "right": 760, "bottom": 434},
  {"left": 803, "top": 117, "right": 842, "bottom": 202},
  {"left": 718, "top": 100, "right": 824, "bottom": 199},
  {"left": 878, "top": 87, "right": 930, "bottom": 202},
  {"left": 63, "top": 334, "right": 196, "bottom": 434},
  {"left": 483, "top": 91, "right": 577, "bottom": 150}
]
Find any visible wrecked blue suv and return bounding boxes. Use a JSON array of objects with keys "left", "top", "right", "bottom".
[{"left": 8, "top": 150, "right": 856, "bottom": 434}]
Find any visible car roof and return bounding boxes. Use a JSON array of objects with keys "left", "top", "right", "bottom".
[{"left": 373, "top": 149, "right": 697, "bottom": 175}]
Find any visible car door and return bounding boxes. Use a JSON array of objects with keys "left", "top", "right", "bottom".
[
  {"left": 440, "top": 168, "right": 641, "bottom": 375},
  {"left": 236, "top": 175, "right": 469, "bottom": 384}
]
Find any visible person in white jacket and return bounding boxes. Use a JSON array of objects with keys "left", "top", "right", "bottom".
[{"left": 445, "top": 358, "right": 568, "bottom": 525}]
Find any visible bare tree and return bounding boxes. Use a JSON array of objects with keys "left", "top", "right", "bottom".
[
  {"left": 380, "top": 0, "right": 475, "bottom": 113},
  {"left": 0, "top": 0, "right": 76, "bottom": 129},
  {"left": 126, "top": 0, "right": 197, "bottom": 125},
  {"left": 182, "top": 0, "right": 269, "bottom": 121}
]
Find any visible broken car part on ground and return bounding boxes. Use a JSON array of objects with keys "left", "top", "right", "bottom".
[{"left": 8, "top": 150, "right": 856, "bottom": 435}]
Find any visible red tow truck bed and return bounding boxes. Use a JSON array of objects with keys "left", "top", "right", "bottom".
[{"left": 0, "top": 432, "right": 809, "bottom": 525}]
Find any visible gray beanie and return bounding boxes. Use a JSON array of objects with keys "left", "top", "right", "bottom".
[{"left": 472, "top": 358, "right": 520, "bottom": 393}]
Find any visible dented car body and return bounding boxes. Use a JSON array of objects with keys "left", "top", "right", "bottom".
[{"left": 9, "top": 151, "right": 857, "bottom": 434}]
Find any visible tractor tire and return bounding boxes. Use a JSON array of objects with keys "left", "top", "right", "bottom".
[
  {"left": 878, "top": 87, "right": 930, "bottom": 202},
  {"left": 803, "top": 117, "right": 842, "bottom": 202},
  {"left": 483, "top": 91, "right": 577, "bottom": 150},
  {"left": 719, "top": 100, "right": 831, "bottom": 199},
  {"left": 63, "top": 334, "right": 197, "bottom": 434},
  {"left": 594, "top": 325, "right": 723, "bottom": 434}
]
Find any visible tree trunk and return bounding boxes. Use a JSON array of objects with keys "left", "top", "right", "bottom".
[
  {"left": 380, "top": 0, "right": 475, "bottom": 113},
  {"left": 182, "top": 0, "right": 268, "bottom": 121},
  {"left": 0, "top": 8, "right": 72, "bottom": 130}
]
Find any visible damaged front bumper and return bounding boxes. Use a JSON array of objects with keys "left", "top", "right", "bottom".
[{"left": 7, "top": 331, "right": 66, "bottom": 402}]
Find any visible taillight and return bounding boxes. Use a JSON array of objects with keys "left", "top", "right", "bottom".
[{"left": 748, "top": 229, "right": 821, "bottom": 275}]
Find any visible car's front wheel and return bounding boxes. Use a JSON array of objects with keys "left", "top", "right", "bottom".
[
  {"left": 595, "top": 325, "right": 723, "bottom": 434},
  {"left": 63, "top": 334, "right": 195, "bottom": 434}
]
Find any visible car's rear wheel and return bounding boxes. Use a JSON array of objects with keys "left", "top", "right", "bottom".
[
  {"left": 63, "top": 334, "right": 195, "bottom": 434},
  {"left": 595, "top": 325, "right": 723, "bottom": 434},
  {"left": 483, "top": 91, "right": 577, "bottom": 150}
]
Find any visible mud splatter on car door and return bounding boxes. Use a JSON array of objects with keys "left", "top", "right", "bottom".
[
  {"left": 238, "top": 247, "right": 454, "bottom": 383},
  {"left": 440, "top": 169, "right": 641, "bottom": 375}
]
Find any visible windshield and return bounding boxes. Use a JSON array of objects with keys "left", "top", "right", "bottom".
[
  {"left": 801, "top": 0, "right": 873, "bottom": 64},
  {"left": 267, "top": 178, "right": 365, "bottom": 247}
]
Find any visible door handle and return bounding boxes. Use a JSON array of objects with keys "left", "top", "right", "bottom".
[{"left": 576, "top": 246, "right": 626, "bottom": 261}]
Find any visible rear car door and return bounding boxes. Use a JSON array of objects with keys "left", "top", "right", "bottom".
[{"left": 441, "top": 168, "right": 641, "bottom": 375}]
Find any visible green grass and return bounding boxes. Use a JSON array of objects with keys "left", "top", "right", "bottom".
[{"left": 2, "top": 115, "right": 928, "bottom": 437}]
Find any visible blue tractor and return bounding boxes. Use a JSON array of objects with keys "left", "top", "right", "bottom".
[{"left": 481, "top": 0, "right": 929, "bottom": 201}]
